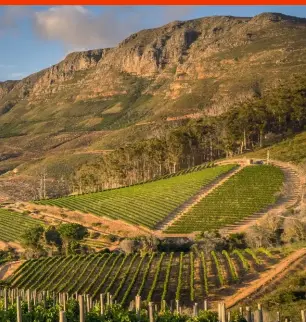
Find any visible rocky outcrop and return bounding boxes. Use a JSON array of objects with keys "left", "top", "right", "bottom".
[
  {"left": 1, "top": 12, "right": 306, "bottom": 128},
  {"left": 0, "top": 81, "right": 18, "bottom": 99}
]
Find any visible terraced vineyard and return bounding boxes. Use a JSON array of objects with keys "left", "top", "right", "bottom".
[
  {"left": 36, "top": 164, "right": 236, "bottom": 229},
  {"left": 0, "top": 208, "right": 43, "bottom": 243},
  {"left": 8, "top": 248, "right": 279, "bottom": 306},
  {"left": 166, "top": 165, "right": 284, "bottom": 233}
]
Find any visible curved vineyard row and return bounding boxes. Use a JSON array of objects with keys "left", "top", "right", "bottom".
[
  {"left": 0, "top": 208, "right": 43, "bottom": 243},
  {"left": 6, "top": 249, "right": 278, "bottom": 306},
  {"left": 35, "top": 165, "right": 236, "bottom": 229},
  {"left": 166, "top": 165, "right": 284, "bottom": 233}
]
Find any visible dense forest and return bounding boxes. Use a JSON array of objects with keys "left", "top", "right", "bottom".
[{"left": 71, "top": 75, "right": 306, "bottom": 194}]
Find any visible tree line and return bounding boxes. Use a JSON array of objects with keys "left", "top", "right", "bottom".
[{"left": 71, "top": 75, "right": 306, "bottom": 194}]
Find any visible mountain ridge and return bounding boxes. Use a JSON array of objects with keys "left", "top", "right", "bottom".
[{"left": 0, "top": 11, "right": 306, "bottom": 201}]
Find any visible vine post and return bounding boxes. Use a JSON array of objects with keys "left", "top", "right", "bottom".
[
  {"left": 149, "top": 302, "right": 154, "bottom": 322},
  {"left": 100, "top": 294, "right": 104, "bottom": 315},
  {"left": 135, "top": 295, "right": 141, "bottom": 318},
  {"left": 27, "top": 289, "right": 31, "bottom": 312},
  {"left": 301, "top": 310, "right": 305, "bottom": 322},
  {"left": 227, "top": 311, "right": 231, "bottom": 322},
  {"left": 4, "top": 288, "right": 8, "bottom": 311},
  {"left": 204, "top": 299, "right": 208, "bottom": 311},
  {"left": 59, "top": 310, "right": 67, "bottom": 322},
  {"left": 257, "top": 303, "right": 263, "bottom": 322},
  {"left": 79, "top": 295, "right": 85, "bottom": 322},
  {"left": 246, "top": 307, "right": 252, "bottom": 322},
  {"left": 16, "top": 296, "right": 22, "bottom": 322},
  {"left": 193, "top": 303, "right": 198, "bottom": 317}
]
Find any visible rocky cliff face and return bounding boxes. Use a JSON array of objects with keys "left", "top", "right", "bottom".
[
  {"left": 0, "top": 81, "right": 19, "bottom": 99},
  {"left": 1, "top": 12, "right": 306, "bottom": 131}
]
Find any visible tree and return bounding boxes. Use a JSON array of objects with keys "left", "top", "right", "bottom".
[
  {"left": 282, "top": 218, "right": 306, "bottom": 243},
  {"left": 20, "top": 225, "right": 45, "bottom": 257},
  {"left": 119, "top": 239, "right": 136, "bottom": 254},
  {"left": 57, "top": 223, "right": 88, "bottom": 255},
  {"left": 44, "top": 226, "right": 62, "bottom": 255},
  {"left": 196, "top": 231, "right": 227, "bottom": 254}
]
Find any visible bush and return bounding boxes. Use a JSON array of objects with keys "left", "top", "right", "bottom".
[{"left": 90, "top": 232, "right": 101, "bottom": 239}]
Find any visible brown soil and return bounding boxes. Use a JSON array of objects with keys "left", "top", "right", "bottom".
[
  {"left": 0, "top": 240, "right": 24, "bottom": 253},
  {"left": 10, "top": 202, "right": 151, "bottom": 238},
  {"left": 223, "top": 248, "right": 306, "bottom": 309},
  {"left": 0, "top": 260, "right": 24, "bottom": 280}
]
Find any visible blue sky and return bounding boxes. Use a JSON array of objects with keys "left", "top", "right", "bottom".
[{"left": 0, "top": 5, "right": 306, "bottom": 81}]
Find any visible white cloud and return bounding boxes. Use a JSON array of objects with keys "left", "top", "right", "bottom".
[
  {"left": 33, "top": 6, "right": 196, "bottom": 50},
  {"left": 34, "top": 6, "right": 133, "bottom": 49},
  {"left": 1, "top": 5, "right": 196, "bottom": 50}
]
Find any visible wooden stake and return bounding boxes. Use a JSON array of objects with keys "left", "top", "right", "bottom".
[
  {"left": 301, "top": 310, "right": 305, "bottom": 322},
  {"left": 59, "top": 311, "right": 67, "bottom": 322},
  {"left": 79, "top": 295, "right": 85, "bottom": 322},
  {"left": 221, "top": 302, "right": 226, "bottom": 322},
  {"left": 193, "top": 303, "right": 198, "bottom": 317},
  {"left": 27, "top": 289, "right": 31, "bottom": 312},
  {"left": 63, "top": 293, "right": 66, "bottom": 311},
  {"left": 257, "top": 304, "right": 263, "bottom": 322},
  {"left": 149, "top": 302, "right": 154, "bottom": 322},
  {"left": 204, "top": 299, "right": 208, "bottom": 311},
  {"left": 246, "top": 307, "right": 252, "bottom": 322},
  {"left": 4, "top": 288, "right": 8, "bottom": 311},
  {"left": 227, "top": 311, "right": 231, "bottom": 322},
  {"left": 135, "top": 295, "right": 141, "bottom": 319},
  {"left": 16, "top": 296, "right": 22, "bottom": 322},
  {"left": 100, "top": 294, "right": 104, "bottom": 315}
]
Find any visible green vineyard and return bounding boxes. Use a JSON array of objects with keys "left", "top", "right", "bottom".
[
  {"left": 0, "top": 209, "right": 42, "bottom": 243},
  {"left": 166, "top": 165, "right": 284, "bottom": 233},
  {"left": 8, "top": 249, "right": 278, "bottom": 306},
  {"left": 35, "top": 164, "right": 236, "bottom": 229}
]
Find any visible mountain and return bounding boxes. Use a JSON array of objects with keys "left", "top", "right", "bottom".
[{"left": 0, "top": 12, "right": 306, "bottom": 201}]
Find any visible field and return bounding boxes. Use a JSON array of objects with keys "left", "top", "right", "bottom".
[
  {"left": 166, "top": 165, "right": 284, "bottom": 233},
  {"left": 0, "top": 208, "right": 42, "bottom": 243},
  {"left": 8, "top": 248, "right": 279, "bottom": 306},
  {"left": 35, "top": 164, "right": 236, "bottom": 229}
]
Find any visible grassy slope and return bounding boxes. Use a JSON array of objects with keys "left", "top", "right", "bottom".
[
  {"left": 249, "top": 266, "right": 306, "bottom": 322},
  {"left": 244, "top": 131, "right": 306, "bottom": 166},
  {"left": 36, "top": 165, "right": 236, "bottom": 229}
]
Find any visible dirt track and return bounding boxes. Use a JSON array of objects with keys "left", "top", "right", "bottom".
[
  {"left": 224, "top": 248, "right": 306, "bottom": 308},
  {"left": 0, "top": 261, "right": 23, "bottom": 280}
]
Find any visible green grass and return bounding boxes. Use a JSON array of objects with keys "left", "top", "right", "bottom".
[
  {"left": 166, "top": 165, "right": 284, "bottom": 233},
  {"left": 35, "top": 164, "right": 236, "bottom": 229},
  {"left": 244, "top": 131, "right": 306, "bottom": 165},
  {"left": 0, "top": 208, "right": 43, "bottom": 243}
]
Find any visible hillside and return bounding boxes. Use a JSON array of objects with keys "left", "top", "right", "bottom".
[
  {"left": 2, "top": 13, "right": 306, "bottom": 132},
  {"left": 0, "top": 12, "right": 306, "bottom": 201},
  {"left": 6, "top": 248, "right": 282, "bottom": 306},
  {"left": 29, "top": 163, "right": 286, "bottom": 235}
]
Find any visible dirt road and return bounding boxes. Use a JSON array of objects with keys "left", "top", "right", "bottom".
[
  {"left": 224, "top": 248, "right": 306, "bottom": 308},
  {"left": 0, "top": 261, "right": 23, "bottom": 280}
]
